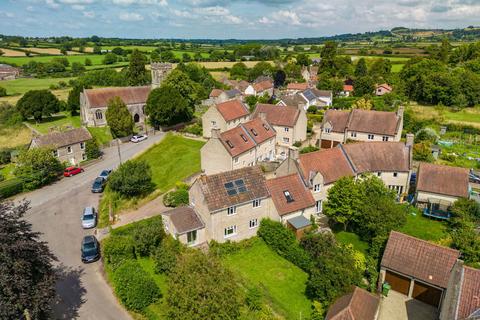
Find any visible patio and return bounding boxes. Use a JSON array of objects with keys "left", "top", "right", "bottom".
[{"left": 378, "top": 290, "right": 437, "bottom": 320}]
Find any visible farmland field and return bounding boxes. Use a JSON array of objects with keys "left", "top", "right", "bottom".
[
  {"left": 0, "top": 77, "right": 75, "bottom": 95},
  {"left": 19, "top": 47, "right": 81, "bottom": 55},
  {"left": 0, "top": 54, "right": 123, "bottom": 67},
  {"left": 0, "top": 124, "right": 32, "bottom": 149},
  {"left": 409, "top": 104, "right": 480, "bottom": 128},
  {"left": 0, "top": 48, "right": 30, "bottom": 57}
]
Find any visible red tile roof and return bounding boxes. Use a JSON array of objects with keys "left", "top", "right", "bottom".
[
  {"left": 417, "top": 163, "right": 470, "bottom": 198},
  {"left": 253, "top": 79, "right": 273, "bottom": 93},
  {"left": 253, "top": 103, "right": 300, "bottom": 127},
  {"left": 347, "top": 109, "right": 400, "bottom": 136},
  {"left": 342, "top": 142, "right": 411, "bottom": 173},
  {"left": 377, "top": 83, "right": 393, "bottom": 91},
  {"left": 343, "top": 85, "right": 354, "bottom": 92},
  {"left": 287, "top": 82, "right": 309, "bottom": 91},
  {"left": 197, "top": 166, "right": 269, "bottom": 212},
  {"left": 84, "top": 86, "right": 151, "bottom": 109},
  {"left": 298, "top": 148, "right": 354, "bottom": 185},
  {"left": 457, "top": 266, "right": 480, "bottom": 320},
  {"left": 215, "top": 100, "right": 250, "bottom": 122},
  {"left": 381, "top": 231, "right": 460, "bottom": 288},
  {"left": 326, "top": 286, "right": 380, "bottom": 320},
  {"left": 266, "top": 173, "right": 315, "bottom": 216},
  {"left": 210, "top": 88, "right": 224, "bottom": 98},
  {"left": 219, "top": 118, "right": 275, "bottom": 157}
]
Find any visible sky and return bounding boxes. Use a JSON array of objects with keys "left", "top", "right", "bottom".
[{"left": 0, "top": 0, "right": 480, "bottom": 39}]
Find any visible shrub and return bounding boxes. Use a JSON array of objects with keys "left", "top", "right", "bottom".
[
  {"left": 153, "top": 236, "right": 182, "bottom": 274},
  {"left": 108, "top": 159, "right": 153, "bottom": 197},
  {"left": 133, "top": 217, "right": 165, "bottom": 257},
  {"left": 101, "top": 235, "right": 135, "bottom": 269},
  {"left": 113, "top": 260, "right": 161, "bottom": 311},
  {"left": 0, "top": 149, "right": 11, "bottom": 165},
  {"left": 85, "top": 140, "right": 101, "bottom": 160},
  {"left": 0, "top": 178, "right": 23, "bottom": 199},
  {"left": 293, "top": 141, "right": 302, "bottom": 148},
  {"left": 14, "top": 148, "right": 63, "bottom": 191},
  {"left": 300, "top": 145, "right": 319, "bottom": 154},
  {"left": 163, "top": 189, "right": 189, "bottom": 207},
  {"left": 181, "top": 122, "right": 202, "bottom": 136},
  {"left": 0, "top": 87, "right": 6, "bottom": 97},
  {"left": 257, "top": 219, "right": 312, "bottom": 271}
]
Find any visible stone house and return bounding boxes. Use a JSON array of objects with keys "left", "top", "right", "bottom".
[
  {"left": 201, "top": 117, "right": 276, "bottom": 175},
  {"left": 252, "top": 103, "right": 308, "bottom": 158},
  {"left": 277, "top": 93, "right": 308, "bottom": 110},
  {"left": 161, "top": 206, "right": 206, "bottom": 247},
  {"left": 189, "top": 166, "right": 277, "bottom": 243},
  {"left": 30, "top": 127, "right": 92, "bottom": 165},
  {"left": 299, "top": 88, "right": 333, "bottom": 109},
  {"left": 375, "top": 83, "right": 393, "bottom": 96},
  {"left": 415, "top": 162, "right": 470, "bottom": 219},
  {"left": 320, "top": 107, "right": 404, "bottom": 148},
  {"left": 245, "top": 79, "right": 274, "bottom": 97},
  {"left": 202, "top": 100, "right": 250, "bottom": 138},
  {"left": 0, "top": 64, "right": 20, "bottom": 80},
  {"left": 301, "top": 65, "right": 318, "bottom": 86}
]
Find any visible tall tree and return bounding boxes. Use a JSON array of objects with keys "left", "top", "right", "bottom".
[
  {"left": 14, "top": 147, "right": 63, "bottom": 190},
  {"left": 230, "top": 62, "right": 248, "bottom": 80},
  {"left": 127, "top": 49, "right": 149, "bottom": 86},
  {"left": 0, "top": 201, "right": 57, "bottom": 320},
  {"left": 320, "top": 41, "right": 337, "bottom": 75},
  {"left": 167, "top": 250, "right": 243, "bottom": 320},
  {"left": 105, "top": 96, "right": 134, "bottom": 138},
  {"left": 324, "top": 177, "right": 362, "bottom": 230},
  {"left": 145, "top": 85, "right": 193, "bottom": 128},
  {"left": 354, "top": 58, "right": 368, "bottom": 77},
  {"left": 162, "top": 69, "right": 200, "bottom": 107},
  {"left": 67, "top": 83, "right": 91, "bottom": 116},
  {"left": 16, "top": 90, "right": 60, "bottom": 122}
]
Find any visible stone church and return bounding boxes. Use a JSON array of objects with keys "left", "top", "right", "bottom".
[{"left": 80, "top": 63, "right": 172, "bottom": 127}]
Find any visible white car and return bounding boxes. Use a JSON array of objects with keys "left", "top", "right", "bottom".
[
  {"left": 81, "top": 207, "right": 97, "bottom": 229},
  {"left": 130, "top": 134, "right": 148, "bottom": 143}
]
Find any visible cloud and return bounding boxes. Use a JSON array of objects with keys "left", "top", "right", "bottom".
[
  {"left": 72, "top": 4, "right": 85, "bottom": 10},
  {"left": 58, "top": 0, "right": 96, "bottom": 3},
  {"left": 119, "top": 12, "right": 144, "bottom": 21},
  {"left": 26, "top": 6, "right": 35, "bottom": 12},
  {"left": 0, "top": 11, "right": 15, "bottom": 18},
  {"left": 193, "top": 6, "right": 243, "bottom": 24},
  {"left": 112, "top": 0, "right": 167, "bottom": 5},
  {"left": 271, "top": 10, "right": 301, "bottom": 25},
  {"left": 45, "top": 0, "right": 60, "bottom": 9},
  {"left": 83, "top": 11, "right": 95, "bottom": 18},
  {"left": 171, "top": 9, "right": 193, "bottom": 18}
]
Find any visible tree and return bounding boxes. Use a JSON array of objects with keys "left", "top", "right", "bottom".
[
  {"left": 0, "top": 87, "right": 6, "bottom": 97},
  {"left": 111, "top": 47, "right": 125, "bottom": 56},
  {"left": 230, "top": 62, "right": 248, "bottom": 80},
  {"left": 108, "top": 159, "right": 153, "bottom": 197},
  {"left": 67, "top": 83, "right": 90, "bottom": 115},
  {"left": 248, "top": 61, "right": 273, "bottom": 81},
  {"left": 85, "top": 58, "right": 92, "bottom": 66},
  {"left": 320, "top": 41, "right": 337, "bottom": 75},
  {"left": 145, "top": 85, "right": 193, "bottom": 128},
  {"left": 153, "top": 236, "right": 183, "bottom": 274},
  {"left": 273, "top": 69, "right": 286, "bottom": 87},
  {"left": 16, "top": 90, "right": 60, "bottom": 122},
  {"left": 353, "top": 76, "right": 374, "bottom": 97},
  {"left": 150, "top": 51, "right": 160, "bottom": 62},
  {"left": 14, "top": 147, "right": 63, "bottom": 190},
  {"left": 105, "top": 96, "right": 134, "bottom": 138},
  {"left": 352, "top": 97, "right": 373, "bottom": 110},
  {"left": 244, "top": 95, "right": 258, "bottom": 112},
  {"left": 167, "top": 250, "right": 243, "bottom": 320},
  {"left": 162, "top": 69, "right": 200, "bottom": 107},
  {"left": 296, "top": 53, "right": 311, "bottom": 66},
  {"left": 85, "top": 140, "right": 101, "bottom": 159},
  {"left": 0, "top": 201, "right": 57, "bottom": 320},
  {"left": 127, "top": 49, "right": 149, "bottom": 86},
  {"left": 103, "top": 53, "right": 117, "bottom": 65},
  {"left": 354, "top": 58, "right": 368, "bottom": 77},
  {"left": 71, "top": 62, "right": 85, "bottom": 74},
  {"left": 93, "top": 45, "right": 102, "bottom": 54},
  {"left": 324, "top": 177, "right": 361, "bottom": 230}
]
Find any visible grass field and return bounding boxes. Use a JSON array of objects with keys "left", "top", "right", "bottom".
[
  {"left": 26, "top": 111, "right": 81, "bottom": 134},
  {"left": 0, "top": 124, "right": 32, "bottom": 149},
  {"left": 391, "top": 64, "right": 405, "bottom": 73},
  {"left": 138, "top": 257, "right": 169, "bottom": 320},
  {"left": 400, "top": 211, "right": 449, "bottom": 242},
  {"left": 0, "top": 77, "right": 75, "bottom": 95},
  {"left": 409, "top": 104, "right": 480, "bottom": 128},
  {"left": 334, "top": 231, "right": 369, "bottom": 255},
  {"left": 222, "top": 238, "right": 311, "bottom": 320},
  {"left": 0, "top": 54, "right": 123, "bottom": 68},
  {"left": 137, "top": 134, "right": 204, "bottom": 192},
  {"left": 87, "top": 127, "right": 113, "bottom": 146}
]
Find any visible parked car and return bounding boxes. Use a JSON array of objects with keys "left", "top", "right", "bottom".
[
  {"left": 98, "top": 169, "right": 112, "bottom": 180},
  {"left": 130, "top": 134, "right": 148, "bottom": 143},
  {"left": 81, "top": 235, "right": 100, "bottom": 263},
  {"left": 469, "top": 170, "right": 480, "bottom": 184},
  {"left": 91, "top": 177, "right": 106, "bottom": 193},
  {"left": 64, "top": 166, "right": 84, "bottom": 177},
  {"left": 81, "top": 206, "right": 97, "bottom": 229}
]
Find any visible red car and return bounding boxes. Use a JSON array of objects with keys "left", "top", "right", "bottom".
[{"left": 64, "top": 166, "right": 84, "bottom": 177}]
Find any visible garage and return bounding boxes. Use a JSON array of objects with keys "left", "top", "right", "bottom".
[
  {"left": 320, "top": 140, "right": 340, "bottom": 149},
  {"left": 412, "top": 281, "right": 443, "bottom": 307},
  {"left": 385, "top": 270, "right": 410, "bottom": 295}
]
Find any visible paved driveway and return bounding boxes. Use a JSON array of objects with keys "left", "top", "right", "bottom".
[
  {"left": 19, "top": 133, "right": 165, "bottom": 319},
  {"left": 378, "top": 290, "right": 437, "bottom": 320}
]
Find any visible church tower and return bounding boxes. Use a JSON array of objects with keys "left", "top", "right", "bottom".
[{"left": 151, "top": 63, "right": 173, "bottom": 88}]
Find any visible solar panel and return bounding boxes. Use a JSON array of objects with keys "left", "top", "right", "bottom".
[
  {"left": 225, "top": 182, "right": 234, "bottom": 189},
  {"left": 225, "top": 179, "right": 248, "bottom": 196},
  {"left": 238, "top": 186, "right": 247, "bottom": 193},
  {"left": 234, "top": 179, "right": 244, "bottom": 186},
  {"left": 227, "top": 189, "right": 237, "bottom": 196}
]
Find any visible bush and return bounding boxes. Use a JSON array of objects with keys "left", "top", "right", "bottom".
[
  {"left": 85, "top": 140, "right": 101, "bottom": 160},
  {"left": 257, "top": 219, "right": 312, "bottom": 271},
  {"left": 293, "top": 141, "right": 302, "bottom": 148},
  {"left": 0, "top": 87, "right": 6, "bottom": 97},
  {"left": 0, "top": 178, "right": 23, "bottom": 199},
  {"left": 0, "top": 149, "right": 11, "bottom": 165},
  {"left": 102, "top": 235, "right": 136, "bottom": 270},
  {"left": 300, "top": 145, "right": 319, "bottom": 154},
  {"left": 108, "top": 159, "right": 153, "bottom": 197},
  {"left": 181, "top": 122, "right": 202, "bottom": 136},
  {"left": 14, "top": 148, "right": 63, "bottom": 191},
  {"left": 153, "top": 236, "right": 182, "bottom": 274},
  {"left": 113, "top": 260, "right": 161, "bottom": 311},
  {"left": 133, "top": 217, "right": 165, "bottom": 257},
  {"left": 163, "top": 189, "right": 189, "bottom": 207}
]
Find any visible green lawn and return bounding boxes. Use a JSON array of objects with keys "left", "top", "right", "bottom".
[
  {"left": 0, "top": 77, "right": 76, "bottom": 95},
  {"left": 137, "top": 134, "right": 204, "bottom": 192},
  {"left": 399, "top": 212, "right": 449, "bottom": 242},
  {"left": 334, "top": 231, "right": 369, "bottom": 255},
  {"left": 391, "top": 64, "right": 405, "bottom": 73},
  {"left": 222, "top": 238, "right": 311, "bottom": 320},
  {"left": 0, "top": 163, "right": 15, "bottom": 180},
  {"left": 26, "top": 111, "right": 81, "bottom": 134},
  {"left": 87, "top": 126, "right": 113, "bottom": 146},
  {"left": 0, "top": 54, "right": 123, "bottom": 68}
]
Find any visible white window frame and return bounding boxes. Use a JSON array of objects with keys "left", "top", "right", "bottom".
[
  {"left": 227, "top": 206, "right": 236, "bottom": 216},
  {"left": 377, "top": 172, "right": 381, "bottom": 177},
  {"left": 67, "top": 146, "right": 73, "bottom": 154},
  {"left": 283, "top": 137, "right": 290, "bottom": 144},
  {"left": 249, "top": 218, "right": 258, "bottom": 229},
  {"left": 382, "top": 136, "right": 389, "bottom": 142},
  {"left": 224, "top": 225, "right": 237, "bottom": 238},
  {"left": 95, "top": 110, "right": 103, "bottom": 120},
  {"left": 82, "top": 153, "right": 87, "bottom": 161},
  {"left": 316, "top": 200, "right": 323, "bottom": 213},
  {"left": 253, "top": 199, "right": 261, "bottom": 208},
  {"left": 324, "top": 128, "right": 331, "bottom": 133},
  {"left": 284, "top": 127, "right": 289, "bottom": 132},
  {"left": 351, "top": 131, "right": 357, "bottom": 138},
  {"left": 80, "top": 142, "right": 85, "bottom": 150},
  {"left": 234, "top": 157, "right": 239, "bottom": 163},
  {"left": 211, "top": 120, "right": 216, "bottom": 126},
  {"left": 314, "top": 184, "right": 321, "bottom": 193},
  {"left": 368, "top": 134, "right": 374, "bottom": 140}
]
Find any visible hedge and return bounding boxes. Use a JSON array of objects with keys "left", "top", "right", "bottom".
[
  {"left": 0, "top": 178, "right": 23, "bottom": 199},
  {"left": 102, "top": 235, "right": 136, "bottom": 270},
  {"left": 163, "top": 189, "right": 189, "bottom": 208},
  {"left": 113, "top": 260, "right": 161, "bottom": 311}
]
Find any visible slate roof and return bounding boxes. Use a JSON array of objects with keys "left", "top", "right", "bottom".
[
  {"left": 215, "top": 100, "right": 250, "bottom": 122},
  {"left": 266, "top": 173, "right": 315, "bottom": 216},
  {"left": 225, "top": 88, "right": 241, "bottom": 98},
  {"left": 417, "top": 162, "right": 470, "bottom": 198},
  {"left": 323, "top": 110, "right": 350, "bottom": 133},
  {"left": 298, "top": 148, "right": 355, "bottom": 185},
  {"left": 253, "top": 79, "right": 273, "bottom": 92},
  {"left": 279, "top": 94, "right": 307, "bottom": 108},
  {"left": 323, "top": 109, "right": 401, "bottom": 136},
  {"left": 287, "top": 82, "right": 309, "bottom": 91},
  {"left": 342, "top": 142, "right": 411, "bottom": 173},
  {"left": 381, "top": 231, "right": 460, "bottom": 288},
  {"left": 326, "top": 286, "right": 380, "bottom": 320},
  {"left": 457, "top": 267, "right": 480, "bottom": 320},
  {"left": 253, "top": 103, "right": 300, "bottom": 127},
  {"left": 197, "top": 166, "right": 269, "bottom": 212},
  {"left": 33, "top": 127, "right": 92, "bottom": 148},
  {"left": 162, "top": 206, "right": 204, "bottom": 234},
  {"left": 84, "top": 86, "right": 151, "bottom": 109},
  {"left": 287, "top": 215, "right": 311, "bottom": 229}
]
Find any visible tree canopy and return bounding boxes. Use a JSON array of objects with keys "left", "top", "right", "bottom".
[
  {"left": 145, "top": 85, "right": 193, "bottom": 128},
  {"left": 14, "top": 147, "right": 63, "bottom": 190},
  {"left": 105, "top": 96, "right": 134, "bottom": 138},
  {"left": 16, "top": 90, "right": 60, "bottom": 122},
  {"left": 108, "top": 159, "right": 153, "bottom": 197},
  {"left": 127, "top": 49, "right": 149, "bottom": 86}
]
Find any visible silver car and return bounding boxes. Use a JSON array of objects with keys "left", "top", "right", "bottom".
[
  {"left": 130, "top": 134, "right": 148, "bottom": 143},
  {"left": 81, "top": 207, "right": 97, "bottom": 229}
]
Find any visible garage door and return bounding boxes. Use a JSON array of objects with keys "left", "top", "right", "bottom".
[
  {"left": 385, "top": 271, "right": 410, "bottom": 295},
  {"left": 321, "top": 139, "right": 333, "bottom": 149},
  {"left": 412, "top": 281, "right": 443, "bottom": 307}
]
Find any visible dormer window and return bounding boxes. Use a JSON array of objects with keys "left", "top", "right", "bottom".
[
  {"left": 263, "top": 124, "right": 270, "bottom": 131},
  {"left": 324, "top": 128, "right": 331, "bottom": 133},
  {"left": 240, "top": 134, "right": 248, "bottom": 142},
  {"left": 226, "top": 140, "right": 234, "bottom": 148},
  {"left": 251, "top": 128, "right": 258, "bottom": 136}
]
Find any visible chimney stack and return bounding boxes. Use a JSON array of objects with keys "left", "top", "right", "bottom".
[
  {"left": 406, "top": 133, "right": 414, "bottom": 147},
  {"left": 397, "top": 105, "right": 405, "bottom": 118},
  {"left": 289, "top": 147, "right": 299, "bottom": 161},
  {"left": 211, "top": 128, "right": 221, "bottom": 139}
]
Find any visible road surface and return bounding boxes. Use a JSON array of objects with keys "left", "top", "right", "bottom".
[{"left": 19, "top": 133, "right": 165, "bottom": 319}]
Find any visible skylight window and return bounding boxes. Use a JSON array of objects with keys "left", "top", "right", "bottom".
[
  {"left": 240, "top": 134, "right": 248, "bottom": 142},
  {"left": 251, "top": 128, "right": 258, "bottom": 136},
  {"left": 283, "top": 190, "right": 294, "bottom": 203},
  {"left": 224, "top": 179, "right": 247, "bottom": 196},
  {"left": 226, "top": 140, "right": 234, "bottom": 148},
  {"left": 263, "top": 124, "right": 269, "bottom": 131}
]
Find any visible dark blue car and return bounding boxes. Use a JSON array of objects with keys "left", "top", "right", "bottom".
[
  {"left": 81, "top": 235, "right": 100, "bottom": 263},
  {"left": 91, "top": 177, "right": 106, "bottom": 193}
]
